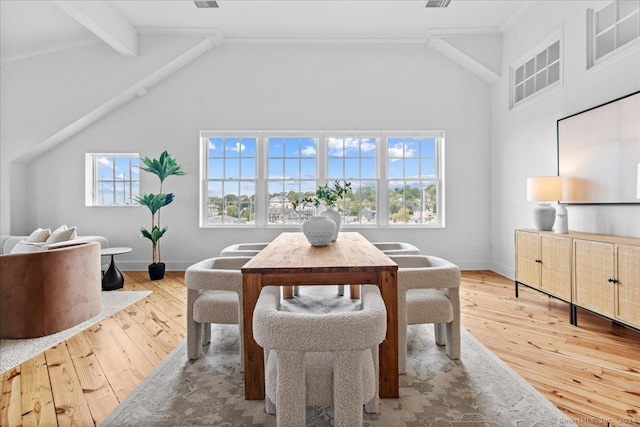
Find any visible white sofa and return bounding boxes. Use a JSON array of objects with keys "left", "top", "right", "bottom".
[{"left": 1, "top": 234, "right": 109, "bottom": 255}]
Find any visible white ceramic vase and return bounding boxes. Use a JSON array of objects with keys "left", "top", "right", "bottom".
[
  {"left": 319, "top": 205, "right": 341, "bottom": 241},
  {"left": 302, "top": 216, "right": 336, "bottom": 247}
]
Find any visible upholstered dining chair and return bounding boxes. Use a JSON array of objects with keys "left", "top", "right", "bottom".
[
  {"left": 372, "top": 241, "right": 421, "bottom": 256},
  {"left": 220, "top": 242, "right": 269, "bottom": 257},
  {"left": 185, "top": 256, "right": 252, "bottom": 364},
  {"left": 388, "top": 254, "right": 461, "bottom": 374},
  {"left": 253, "top": 285, "right": 387, "bottom": 427}
]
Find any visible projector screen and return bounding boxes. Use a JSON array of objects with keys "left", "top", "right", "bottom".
[{"left": 557, "top": 91, "right": 640, "bottom": 204}]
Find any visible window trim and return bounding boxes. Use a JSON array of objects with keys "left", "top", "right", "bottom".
[
  {"left": 509, "top": 28, "right": 563, "bottom": 109},
  {"left": 199, "top": 131, "right": 445, "bottom": 228},
  {"left": 85, "top": 153, "right": 140, "bottom": 207}
]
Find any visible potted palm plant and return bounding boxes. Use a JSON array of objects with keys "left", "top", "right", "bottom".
[{"left": 135, "top": 151, "right": 186, "bottom": 280}]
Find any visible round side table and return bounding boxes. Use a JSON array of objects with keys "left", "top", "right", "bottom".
[{"left": 101, "top": 247, "right": 132, "bottom": 291}]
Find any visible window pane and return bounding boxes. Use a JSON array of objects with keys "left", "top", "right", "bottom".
[
  {"left": 404, "top": 159, "right": 419, "bottom": 179},
  {"left": 548, "top": 41, "right": 560, "bottom": 63},
  {"left": 208, "top": 138, "right": 223, "bottom": 156},
  {"left": 300, "top": 159, "right": 315, "bottom": 178},
  {"left": 301, "top": 138, "right": 316, "bottom": 157},
  {"left": 421, "top": 159, "right": 436, "bottom": 177},
  {"left": 535, "top": 50, "right": 547, "bottom": 71},
  {"left": 225, "top": 138, "right": 241, "bottom": 157},
  {"left": 242, "top": 138, "right": 257, "bottom": 156},
  {"left": 344, "top": 159, "right": 360, "bottom": 179},
  {"left": 596, "top": 28, "right": 615, "bottom": 59},
  {"left": 285, "top": 159, "right": 301, "bottom": 179},
  {"left": 241, "top": 159, "right": 255, "bottom": 179},
  {"left": 225, "top": 158, "right": 239, "bottom": 179},
  {"left": 525, "top": 58, "right": 535, "bottom": 78},
  {"left": 515, "top": 83, "right": 525, "bottom": 103},
  {"left": 515, "top": 66, "right": 524, "bottom": 84},
  {"left": 536, "top": 70, "right": 548, "bottom": 91},
  {"left": 548, "top": 62, "right": 560, "bottom": 84},
  {"left": 360, "top": 158, "right": 376, "bottom": 179},
  {"left": 388, "top": 160, "right": 403, "bottom": 179},
  {"left": 328, "top": 158, "right": 343, "bottom": 178},
  {"left": 617, "top": 12, "right": 639, "bottom": 46},
  {"left": 597, "top": 2, "right": 616, "bottom": 34},
  {"left": 619, "top": 0, "right": 639, "bottom": 19},
  {"left": 269, "top": 159, "right": 283, "bottom": 178},
  {"left": 285, "top": 138, "right": 300, "bottom": 156},
  {"left": 99, "top": 182, "right": 114, "bottom": 205},
  {"left": 269, "top": 138, "right": 284, "bottom": 157},
  {"left": 361, "top": 138, "right": 376, "bottom": 157},
  {"left": 525, "top": 78, "right": 535, "bottom": 98},
  {"left": 208, "top": 159, "right": 223, "bottom": 179}
]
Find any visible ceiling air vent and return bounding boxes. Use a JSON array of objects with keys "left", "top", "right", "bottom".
[
  {"left": 425, "top": 0, "right": 451, "bottom": 7},
  {"left": 194, "top": 1, "right": 219, "bottom": 8}
]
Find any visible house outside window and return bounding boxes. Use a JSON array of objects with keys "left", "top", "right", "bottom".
[
  {"left": 199, "top": 131, "right": 444, "bottom": 228},
  {"left": 510, "top": 31, "right": 562, "bottom": 108},
  {"left": 85, "top": 153, "right": 139, "bottom": 206},
  {"left": 587, "top": 0, "right": 640, "bottom": 68}
]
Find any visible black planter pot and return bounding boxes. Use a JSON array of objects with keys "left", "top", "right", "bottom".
[{"left": 148, "top": 263, "right": 166, "bottom": 280}]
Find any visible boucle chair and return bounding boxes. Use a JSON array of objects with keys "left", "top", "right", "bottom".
[
  {"left": 389, "top": 255, "right": 461, "bottom": 374},
  {"left": 372, "top": 241, "right": 420, "bottom": 255},
  {"left": 185, "top": 256, "right": 252, "bottom": 362},
  {"left": 220, "top": 242, "right": 269, "bottom": 257},
  {"left": 253, "top": 285, "right": 387, "bottom": 427}
]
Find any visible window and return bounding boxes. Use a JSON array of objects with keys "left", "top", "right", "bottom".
[
  {"left": 387, "top": 135, "right": 441, "bottom": 225},
  {"left": 204, "top": 135, "right": 257, "bottom": 225},
  {"left": 85, "top": 153, "right": 139, "bottom": 206},
  {"left": 588, "top": 0, "right": 640, "bottom": 68},
  {"left": 267, "top": 136, "right": 318, "bottom": 224},
  {"left": 200, "top": 131, "right": 444, "bottom": 228},
  {"left": 510, "top": 34, "right": 561, "bottom": 108},
  {"left": 327, "top": 136, "right": 378, "bottom": 224}
]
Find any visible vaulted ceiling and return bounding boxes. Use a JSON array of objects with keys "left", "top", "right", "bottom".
[{"left": 1, "top": 0, "right": 533, "bottom": 63}]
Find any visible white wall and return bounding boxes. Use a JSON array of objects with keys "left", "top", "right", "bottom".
[
  {"left": 2, "top": 36, "right": 494, "bottom": 270},
  {"left": 490, "top": 1, "right": 640, "bottom": 278}
]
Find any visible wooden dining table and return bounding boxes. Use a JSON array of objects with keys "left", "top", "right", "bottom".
[{"left": 241, "top": 232, "right": 399, "bottom": 400}]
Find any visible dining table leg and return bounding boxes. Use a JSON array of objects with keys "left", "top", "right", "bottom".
[
  {"left": 377, "top": 269, "right": 399, "bottom": 398},
  {"left": 242, "top": 273, "right": 265, "bottom": 400}
]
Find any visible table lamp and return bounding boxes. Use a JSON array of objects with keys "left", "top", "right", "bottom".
[{"left": 527, "top": 176, "right": 563, "bottom": 231}]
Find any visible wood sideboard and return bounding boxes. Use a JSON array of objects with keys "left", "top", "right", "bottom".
[{"left": 515, "top": 229, "right": 640, "bottom": 331}]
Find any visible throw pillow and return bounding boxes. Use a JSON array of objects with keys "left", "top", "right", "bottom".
[
  {"left": 10, "top": 241, "right": 45, "bottom": 254},
  {"left": 26, "top": 227, "right": 51, "bottom": 243},
  {"left": 45, "top": 226, "right": 78, "bottom": 244}
]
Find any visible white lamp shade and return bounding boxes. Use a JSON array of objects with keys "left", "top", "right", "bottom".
[{"left": 527, "top": 176, "right": 562, "bottom": 202}]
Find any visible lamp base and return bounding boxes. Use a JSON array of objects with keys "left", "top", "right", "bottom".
[
  {"left": 532, "top": 203, "right": 556, "bottom": 231},
  {"left": 554, "top": 204, "right": 568, "bottom": 234}
]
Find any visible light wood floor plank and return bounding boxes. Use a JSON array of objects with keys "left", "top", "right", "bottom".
[
  {"left": 2, "top": 270, "right": 639, "bottom": 426},
  {"left": 19, "top": 352, "right": 57, "bottom": 427}
]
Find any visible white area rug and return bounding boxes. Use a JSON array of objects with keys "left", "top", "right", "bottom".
[
  {"left": 102, "top": 287, "right": 575, "bottom": 426},
  {"left": 0, "top": 291, "right": 151, "bottom": 374}
]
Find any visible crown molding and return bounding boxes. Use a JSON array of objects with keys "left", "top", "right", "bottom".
[
  {"left": 222, "top": 37, "right": 427, "bottom": 47},
  {"left": 0, "top": 39, "right": 101, "bottom": 66},
  {"left": 424, "top": 27, "right": 501, "bottom": 45},
  {"left": 137, "top": 27, "right": 224, "bottom": 45}
]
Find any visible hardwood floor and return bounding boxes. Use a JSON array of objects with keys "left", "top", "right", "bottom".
[{"left": 1, "top": 271, "right": 639, "bottom": 426}]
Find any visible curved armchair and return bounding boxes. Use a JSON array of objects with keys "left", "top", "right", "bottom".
[
  {"left": 372, "top": 241, "right": 420, "bottom": 255},
  {"left": 0, "top": 242, "right": 102, "bottom": 338},
  {"left": 253, "top": 285, "right": 387, "bottom": 427},
  {"left": 185, "top": 257, "right": 252, "bottom": 362},
  {"left": 389, "top": 255, "right": 461, "bottom": 374},
  {"left": 220, "top": 242, "right": 269, "bottom": 257}
]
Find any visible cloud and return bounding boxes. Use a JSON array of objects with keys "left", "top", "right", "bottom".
[
  {"left": 301, "top": 146, "right": 316, "bottom": 156},
  {"left": 98, "top": 157, "right": 113, "bottom": 169},
  {"left": 328, "top": 137, "right": 377, "bottom": 156},
  {"left": 228, "top": 143, "right": 245, "bottom": 152},
  {"left": 388, "top": 143, "right": 415, "bottom": 158},
  {"left": 208, "top": 141, "right": 216, "bottom": 150}
]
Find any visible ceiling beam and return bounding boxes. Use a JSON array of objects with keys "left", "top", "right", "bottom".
[
  {"left": 15, "top": 37, "right": 221, "bottom": 163},
  {"left": 427, "top": 37, "right": 500, "bottom": 84},
  {"left": 53, "top": 0, "right": 138, "bottom": 57}
]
